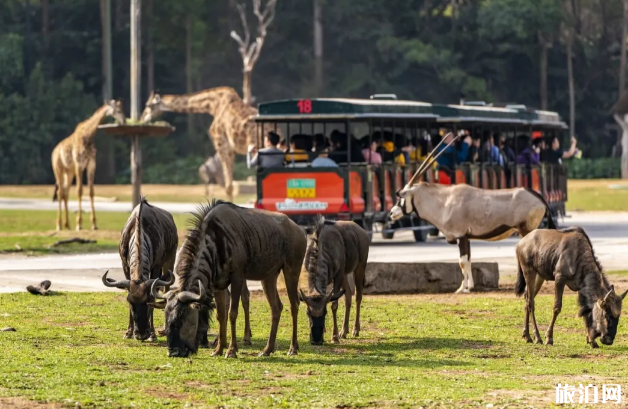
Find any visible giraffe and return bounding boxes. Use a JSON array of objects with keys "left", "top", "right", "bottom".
[
  {"left": 140, "top": 87, "right": 278, "bottom": 202},
  {"left": 51, "top": 99, "right": 126, "bottom": 231}
]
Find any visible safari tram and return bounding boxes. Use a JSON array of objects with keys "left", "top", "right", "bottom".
[{"left": 251, "top": 95, "right": 568, "bottom": 242}]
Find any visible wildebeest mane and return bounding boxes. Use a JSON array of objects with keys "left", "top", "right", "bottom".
[
  {"left": 559, "top": 226, "right": 610, "bottom": 316},
  {"left": 304, "top": 216, "right": 336, "bottom": 294}
]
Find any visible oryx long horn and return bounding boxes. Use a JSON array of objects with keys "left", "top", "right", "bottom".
[
  {"left": 101, "top": 270, "right": 130, "bottom": 290},
  {"left": 406, "top": 133, "right": 461, "bottom": 187},
  {"left": 177, "top": 280, "right": 206, "bottom": 303},
  {"left": 414, "top": 132, "right": 453, "bottom": 176}
]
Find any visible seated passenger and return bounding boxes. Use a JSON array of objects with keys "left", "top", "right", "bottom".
[
  {"left": 515, "top": 134, "right": 539, "bottom": 166},
  {"left": 467, "top": 135, "right": 481, "bottom": 163},
  {"left": 362, "top": 140, "right": 382, "bottom": 166},
  {"left": 329, "top": 130, "right": 364, "bottom": 164},
  {"left": 247, "top": 131, "right": 285, "bottom": 169},
  {"left": 435, "top": 131, "right": 471, "bottom": 169},
  {"left": 285, "top": 134, "right": 310, "bottom": 164},
  {"left": 312, "top": 133, "right": 329, "bottom": 152},
  {"left": 378, "top": 132, "right": 405, "bottom": 165},
  {"left": 312, "top": 148, "right": 339, "bottom": 167}
]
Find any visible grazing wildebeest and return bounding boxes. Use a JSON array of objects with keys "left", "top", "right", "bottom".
[
  {"left": 198, "top": 154, "right": 224, "bottom": 197},
  {"left": 515, "top": 226, "right": 627, "bottom": 348},
  {"left": 150, "top": 200, "right": 307, "bottom": 358},
  {"left": 389, "top": 133, "right": 556, "bottom": 293},
  {"left": 300, "top": 216, "right": 369, "bottom": 345},
  {"left": 102, "top": 197, "right": 177, "bottom": 341}
]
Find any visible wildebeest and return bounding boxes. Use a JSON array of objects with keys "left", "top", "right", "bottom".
[
  {"left": 390, "top": 133, "right": 556, "bottom": 293},
  {"left": 515, "top": 226, "right": 627, "bottom": 347},
  {"left": 102, "top": 197, "right": 178, "bottom": 341},
  {"left": 198, "top": 154, "right": 224, "bottom": 197},
  {"left": 150, "top": 200, "right": 307, "bottom": 358},
  {"left": 300, "top": 217, "right": 369, "bottom": 345}
]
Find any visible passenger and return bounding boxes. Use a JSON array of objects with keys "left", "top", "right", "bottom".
[
  {"left": 378, "top": 132, "right": 405, "bottom": 165},
  {"left": 515, "top": 134, "right": 539, "bottom": 166},
  {"left": 312, "top": 133, "right": 328, "bottom": 152},
  {"left": 467, "top": 134, "right": 482, "bottom": 163},
  {"left": 312, "top": 148, "right": 339, "bottom": 167},
  {"left": 435, "top": 131, "right": 471, "bottom": 169},
  {"left": 480, "top": 131, "right": 503, "bottom": 165},
  {"left": 285, "top": 134, "right": 310, "bottom": 164},
  {"left": 329, "top": 130, "right": 364, "bottom": 164},
  {"left": 497, "top": 134, "right": 516, "bottom": 163},
  {"left": 541, "top": 135, "right": 579, "bottom": 165},
  {"left": 247, "top": 131, "right": 285, "bottom": 169},
  {"left": 362, "top": 139, "right": 382, "bottom": 166}
]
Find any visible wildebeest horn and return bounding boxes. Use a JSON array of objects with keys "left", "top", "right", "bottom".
[
  {"left": 620, "top": 289, "right": 628, "bottom": 300},
  {"left": 603, "top": 286, "right": 615, "bottom": 304},
  {"left": 298, "top": 288, "right": 309, "bottom": 303},
  {"left": 177, "top": 280, "right": 206, "bottom": 303},
  {"left": 150, "top": 272, "right": 175, "bottom": 300},
  {"left": 101, "top": 270, "right": 130, "bottom": 290},
  {"left": 327, "top": 288, "right": 346, "bottom": 303},
  {"left": 406, "top": 132, "right": 461, "bottom": 188}
]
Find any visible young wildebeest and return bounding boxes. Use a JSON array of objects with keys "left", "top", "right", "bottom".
[
  {"left": 300, "top": 217, "right": 369, "bottom": 345},
  {"left": 150, "top": 200, "right": 307, "bottom": 358},
  {"left": 102, "top": 197, "right": 177, "bottom": 341},
  {"left": 515, "top": 227, "right": 627, "bottom": 348},
  {"left": 390, "top": 133, "right": 556, "bottom": 294}
]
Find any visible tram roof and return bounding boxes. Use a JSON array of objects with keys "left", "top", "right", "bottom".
[{"left": 255, "top": 98, "right": 568, "bottom": 129}]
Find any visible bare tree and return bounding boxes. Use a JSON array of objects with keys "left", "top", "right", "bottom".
[
  {"left": 230, "top": 0, "right": 278, "bottom": 105},
  {"left": 538, "top": 31, "right": 553, "bottom": 111}
]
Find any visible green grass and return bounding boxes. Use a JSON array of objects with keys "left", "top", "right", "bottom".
[
  {"left": 0, "top": 209, "right": 193, "bottom": 255},
  {"left": 0, "top": 292, "right": 627, "bottom": 408},
  {"left": 566, "top": 180, "right": 628, "bottom": 212}
]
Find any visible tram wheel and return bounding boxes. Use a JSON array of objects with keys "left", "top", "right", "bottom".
[{"left": 382, "top": 230, "right": 395, "bottom": 240}]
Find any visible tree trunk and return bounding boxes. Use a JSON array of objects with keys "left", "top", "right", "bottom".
[
  {"left": 99, "top": 0, "right": 115, "bottom": 183},
  {"left": 567, "top": 35, "right": 575, "bottom": 133},
  {"left": 186, "top": 12, "right": 194, "bottom": 134},
  {"left": 41, "top": 0, "right": 49, "bottom": 47},
  {"left": 539, "top": 43, "right": 548, "bottom": 110},
  {"left": 620, "top": 0, "right": 628, "bottom": 95},
  {"left": 614, "top": 115, "right": 628, "bottom": 178},
  {"left": 147, "top": 0, "right": 154, "bottom": 94},
  {"left": 243, "top": 70, "right": 252, "bottom": 105},
  {"left": 313, "top": 0, "right": 323, "bottom": 97}
]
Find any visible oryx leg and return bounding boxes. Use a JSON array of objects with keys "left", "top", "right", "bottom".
[{"left": 455, "top": 237, "right": 472, "bottom": 294}]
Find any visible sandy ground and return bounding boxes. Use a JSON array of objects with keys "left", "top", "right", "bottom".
[{"left": 0, "top": 210, "right": 626, "bottom": 293}]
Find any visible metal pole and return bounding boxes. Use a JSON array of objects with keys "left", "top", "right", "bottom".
[
  {"left": 130, "top": 0, "right": 142, "bottom": 208},
  {"left": 105, "top": 0, "right": 113, "bottom": 100}
]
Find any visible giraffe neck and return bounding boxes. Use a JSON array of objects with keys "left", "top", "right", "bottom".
[
  {"left": 76, "top": 104, "right": 110, "bottom": 143},
  {"left": 159, "top": 87, "right": 240, "bottom": 117}
]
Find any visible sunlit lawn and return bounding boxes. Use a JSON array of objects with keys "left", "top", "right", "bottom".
[
  {"left": 566, "top": 179, "right": 628, "bottom": 212},
  {"left": 0, "top": 291, "right": 627, "bottom": 408}
]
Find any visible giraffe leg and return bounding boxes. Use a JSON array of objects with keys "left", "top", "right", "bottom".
[
  {"left": 87, "top": 160, "right": 98, "bottom": 230},
  {"left": 75, "top": 165, "right": 84, "bottom": 231},
  {"left": 62, "top": 171, "right": 73, "bottom": 230},
  {"left": 213, "top": 131, "right": 235, "bottom": 203},
  {"left": 53, "top": 167, "right": 63, "bottom": 231}
]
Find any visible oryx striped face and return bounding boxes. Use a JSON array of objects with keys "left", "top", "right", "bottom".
[{"left": 390, "top": 188, "right": 413, "bottom": 221}]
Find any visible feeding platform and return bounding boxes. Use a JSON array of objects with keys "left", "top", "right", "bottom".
[
  {"left": 98, "top": 120, "right": 175, "bottom": 209},
  {"left": 98, "top": 121, "right": 175, "bottom": 137}
]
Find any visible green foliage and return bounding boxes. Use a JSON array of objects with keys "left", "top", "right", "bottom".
[
  {"left": 0, "top": 0, "right": 625, "bottom": 185},
  {"left": 566, "top": 158, "right": 621, "bottom": 179}
]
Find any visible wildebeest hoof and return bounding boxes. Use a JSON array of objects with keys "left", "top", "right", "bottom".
[
  {"left": 352, "top": 329, "right": 360, "bottom": 337},
  {"left": 147, "top": 334, "right": 157, "bottom": 342},
  {"left": 544, "top": 338, "right": 553, "bottom": 346},
  {"left": 157, "top": 328, "right": 168, "bottom": 337},
  {"left": 339, "top": 330, "right": 348, "bottom": 339},
  {"left": 590, "top": 341, "right": 599, "bottom": 349},
  {"left": 534, "top": 337, "right": 543, "bottom": 344},
  {"left": 331, "top": 336, "right": 340, "bottom": 344},
  {"left": 211, "top": 348, "right": 224, "bottom": 357},
  {"left": 259, "top": 347, "right": 275, "bottom": 356},
  {"left": 123, "top": 332, "right": 133, "bottom": 340},
  {"left": 225, "top": 349, "right": 237, "bottom": 358},
  {"left": 242, "top": 338, "right": 252, "bottom": 346},
  {"left": 287, "top": 347, "right": 298, "bottom": 356}
]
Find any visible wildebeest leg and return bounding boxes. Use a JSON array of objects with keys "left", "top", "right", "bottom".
[
  {"left": 282, "top": 267, "right": 300, "bottom": 355},
  {"left": 212, "top": 286, "right": 231, "bottom": 348},
  {"left": 260, "top": 273, "right": 283, "bottom": 356},
  {"left": 124, "top": 308, "right": 133, "bottom": 339},
  {"left": 545, "top": 279, "right": 564, "bottom": 345},
  {"left": 241, "top": 281, "right": 252, "bottom": 346},
  {"left": 533, "top": 276, "right": 545, "bottom": 297},
  {"left": 225, "top": 278, "right": 244, "bottom": 358},
  {"left": 211, "top": 289, "right": 228, "bottom": 357},
  {"left": 352, "top": 263, "right": 366, "bottom": 337},
  {"left": 455, "top": 237, "right": 471, "bottom": 294},
  {"left": 339, "top": 274, "right": 353, "bottom": 339},
  {"left": 521, "top": 262, "right": 535, "bottom": 343},
  {"left": 526, "top": 273, "right": 543, "bottom": 344},
  {"left": 330, "top": 298, "right": 340, "bottom": 344}
]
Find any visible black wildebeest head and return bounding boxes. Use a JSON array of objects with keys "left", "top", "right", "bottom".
[
  {"left": 102, "top": 270, "right": 164, "bottom": 340},
  {"left": 151, "top": 278, "right": 206, "bottom": 357},
  {"left": 583, "top": 285, "right": 628, "bottom": 346},
  {"left": 299, "top": 288, "right": 345, "bottom": 345}
]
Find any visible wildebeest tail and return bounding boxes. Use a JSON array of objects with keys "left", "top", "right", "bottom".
[
  {"left": 52, "top": 184, "right": 58, "bottom": 202},
  {"left": 134, "top": 196, "right": 147, "bottom": 265},
  {"left": 514, "top": 260, "right": 526, "bottom": 297},
  {"left": 524, "top": 187, "right": 556, "bottom": 229}
]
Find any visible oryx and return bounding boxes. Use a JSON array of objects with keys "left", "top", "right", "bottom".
[{"left": 389, "top": 133, "right": 557, "bottom": 293}]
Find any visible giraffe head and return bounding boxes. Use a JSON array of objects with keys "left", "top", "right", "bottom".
[
  {"left": 105, "top": 99, "right": 126, "bottom": 124},
  {"left": 141, "top": 91, "right": 164, "bottom": 123}
]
